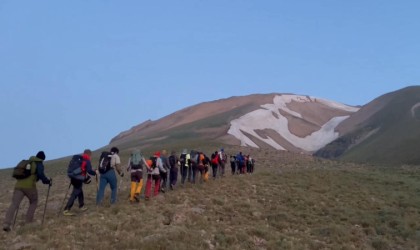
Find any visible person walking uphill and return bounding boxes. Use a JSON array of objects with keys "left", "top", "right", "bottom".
[
  {"left": 160, "top": 150, "right": 170, "bottom": 192},
  {"left": 127, "top": 149, "right": 145, "bottom": 203},
  {"left": 168, "top": 151, "right": 178, "bottom": 190},
  {"left": 144, "top": 152, "right": 163, "bottom": 200},
  {"left": 96, "top": 147, "right": 124, "bottom": 205},
  {"left": 3, "top": 151, "right": 52, "bottom": 232},
  {"left": 63, "top": 149, "right": 96, "bottom": 216}
]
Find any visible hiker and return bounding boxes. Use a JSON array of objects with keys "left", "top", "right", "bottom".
[
  {"left": 210, "top": 151, "right": 220, "bottom": 179},
  {"left": 127, "top": 149, "right": 145, "bottom": 203},
  {"left": 145, "top": 152, "right": 162, "bottom": 199},
  {"left": 63, "top": 149, "right": 97, "bottom": 216},
  {"left": 204, "top": 154, "right": 211, "bottom": 181},
  {"left": 197, "top": 152, "right": 208, "bottom": 182},
  {"left": 218, "top": 148, "right": 227, "bottom": 177},
  {"left": 190, "top": 150, "right": 199, "bottom": 184},
  {"left": 160, "top": 150, "right": 170, "bottom": 192},
  {"left": 179, "top": 149, "right": 190, "bottom": 185},
  {"left": 96, "top": 147, "right": 124, "bottom": 205},
  {"left": 246, "top": 155, "right": 253, "bottom": 173},
  {"left": 249, "top": 156, "right": 255, "bottom": 173},
  {"left": 236, "top": 152, "right": 245, "bottom": 174},
  {"left": 3, "top": 151, "right": 52, "bottom": 232},
  {"left": 230, "top": 155, "right": 237, "bottom": 175},
  {"left": 168, "top": 151, "right": 178, "bottom": 189}
]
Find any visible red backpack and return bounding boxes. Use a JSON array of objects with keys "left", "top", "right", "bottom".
[{"left": 211, "top": 154, "right": 219, "bottom": 165}]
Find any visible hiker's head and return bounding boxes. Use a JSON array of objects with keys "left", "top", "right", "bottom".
[
  {"left": 84, "top": 149, "right": 92, "bottom": 156},
  {"left": 110, "top": 147, "right": 119, "bottom": 154},
  {"left": 162, "top": 149, "right": 167, "bottom": 156},
  {"left": 36, "top": 151, "right": 46, "bottom": 160},
  {"left": 171, "top": 150, "right": 176, "bottom": 155},
  {"left": 154, "top": 151, "right": 161, "bottom": 158}
]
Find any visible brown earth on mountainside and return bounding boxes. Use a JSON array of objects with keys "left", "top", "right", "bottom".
[
  {"left": 110, "top": 93, "right": 360, "bottom": 155},
  {"left": 111, "top": 94, "right": 276, "bottom": 144},
  {"left": 287, "top": 100, "right": 356, "bottom": 137}
]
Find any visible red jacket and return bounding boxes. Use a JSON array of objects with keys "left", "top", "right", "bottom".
[{"left": 81, "top": 153, "right": 90, "bottom": 176}]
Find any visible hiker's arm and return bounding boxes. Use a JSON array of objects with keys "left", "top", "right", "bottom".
[
  {"left": 115, "top": 163, "right": 123, "bottom": 175},
  {"left": 36, "top": 162, "right": 51, "bottom": 185},
  {"left": 142, "top": 157, "right": 152, "bottom": 172},
  {"left": 112, "top": 155, "right": 123, "bottom": 176},
  {"left": 85, "top": 160, "right": 96, "bottom": 176},
  {"left": 126, "top": 157, "right": 131, "bottom": 172}
]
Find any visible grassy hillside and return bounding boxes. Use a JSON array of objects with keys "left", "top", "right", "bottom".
[
  {"left": 1, "top": 148, "right": 420, "bottom": 249},
  {"left": 316, "top": 86, "right": 420, "bottom": 165}
]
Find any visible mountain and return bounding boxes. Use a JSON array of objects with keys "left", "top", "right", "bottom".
[
  {"left": 315, "top": 86, "right": 420, "bottom": 165},
  {"left": 109, "top": 93, "right": 359, "bottom": 154}
]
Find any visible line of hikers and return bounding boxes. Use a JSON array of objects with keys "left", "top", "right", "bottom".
[
  {"left": 125, "top": 148, "right": 256, "bottom": 203},
  {"left": 3, "top": 147, "right": 255, "bottom": 231}
]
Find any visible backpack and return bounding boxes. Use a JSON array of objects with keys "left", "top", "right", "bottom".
[
  {"left": 169, "top": 155, "right": 176, "bottom": 168},
  {"left": 12, "top": 160, "right": 33, "bottom": 179},
  {"left": 198, "top": 153, "right": 205, "bottom": 165},
  {"left": 130, "top": 150, "right": 142, "bottom": 170},
  {"left": 211, "top": 153, "right": 219, "bottom": 165},
  {"left": 190, "top": 150, "right": 198, "bottom": 164},
  {"left": 67, "top": 155, "right": 85, "bottom": 181},
  {"left": 180, "top": 153, "right": 186, "bottom": 166},
  {"left": 98, "top": 151, "right": 112, "bottom": 174},
  {"left": 149, "top": 156, "right": 157, "bottom": 169}
]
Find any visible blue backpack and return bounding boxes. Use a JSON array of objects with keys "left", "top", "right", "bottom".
[{"left": 67, "top": 155, "right": 85, "bottom": 180}]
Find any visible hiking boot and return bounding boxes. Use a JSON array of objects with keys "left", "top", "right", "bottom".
[
  {"left": 79, "top": 206, "right": 88, "bottom": 212},
  {"left": 170, "top": 184, "right": 174, "bottom": 190},
  {"left": 63, "top": 210, "right": 74, "bottom": 216},
  {"left": 3, "top": 226, "right": 11, "bottom": 232},
  {"left": 161, "top": 188, "right": 165, "bottom": 193}
]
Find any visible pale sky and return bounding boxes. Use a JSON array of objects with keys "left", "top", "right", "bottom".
[{"left": 1, "top": 0, "right": 418, "bottom": 168}]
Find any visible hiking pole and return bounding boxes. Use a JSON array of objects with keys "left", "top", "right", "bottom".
[
  {"left": 42, "top": 178, "right": 52, "bottom": 226},
  {"left": 58, "top": 181, "right": 72, "bottom": 217},
  {"left": 118, "top": 171, "right": 125, "bottom": 193},
  {"left": 12, "top": 203, "right": 21, "bottom": 229},
  {"left": 95, "top": 174, "right": 99, "bottom": 193}
]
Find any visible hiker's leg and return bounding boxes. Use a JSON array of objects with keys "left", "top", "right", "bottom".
[
  {"left": 173, "top": 167, "right": 178, "bottom": 185},
  {"left": 160, "top": 172, "right": 166, "bottom": 191},
  {"left": 130, "top": 182, "right": 136, "bottom": 201},
  {"left": 65, "top": 179, "right": 82, "bottom": 210},
  {"left": 130, "top": 172, "right": 136, "bottom": 201},
  {"left": 96, "top": 174, "right": 108, "bottom": 205},
  {"left": 145, "top": 175, "right": 152, "bottom": 198},
  {"left": 24, "top": 188, "right": 38, "bottom": 223},
  {"left": 187, "top": 166, "right": 191, "bottom": 182},
  {"left": 181, "top": 166, "right": 186, "bottom": 184},
  {"left": 212, "top": 164, "right": 217, "bottom": 178},
  {"left": 3, "top": 189, "right": 25, "bottom": 228},
  {"left": 108, "top": 170, "right": 118, "bottom": 204},
  {"left": 153, "top": 175, "right": 161, "bottom": 196},
  {"left": 78, "top": 188, "right": 85, "bottom": 208},
  {"left": 136, "top": 179, "right": 143, "bottom": 196},
  {"left": 221, "top": 163, "right": 225, "bottom": 176}
]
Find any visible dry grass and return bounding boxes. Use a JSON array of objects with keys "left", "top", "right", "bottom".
[{"left": 1, "top": 148, "right": 420, "bottom": 249}]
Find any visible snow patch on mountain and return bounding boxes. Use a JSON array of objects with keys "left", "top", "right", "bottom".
[{"left": 227, "top": 95, "right": 360, "bottom": 152}]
